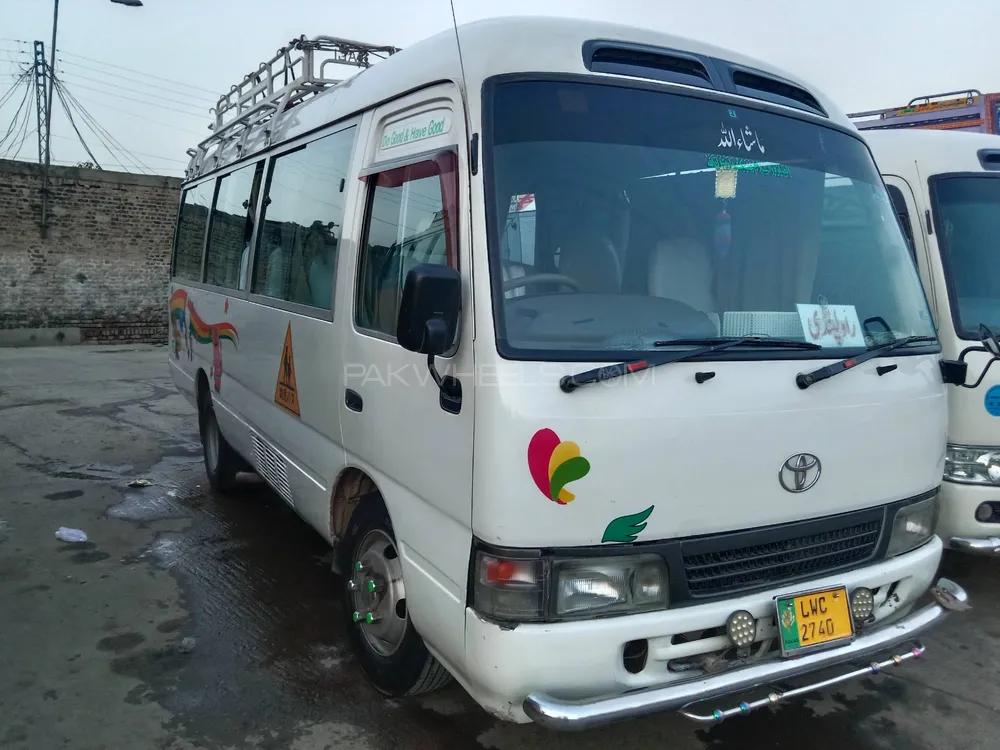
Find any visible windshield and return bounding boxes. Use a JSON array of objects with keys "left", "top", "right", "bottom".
[
  {"left": 932, "top": 175, "right": 1000, "bottom": 339},
  {"left": 484, "top": 80, "right": 936, "bottom": 360}
]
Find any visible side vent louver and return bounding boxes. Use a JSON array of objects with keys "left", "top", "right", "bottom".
[
  {"left": 979, "top": 150, "right": 1000, "bottom": 172},
  {"left": 251, "top": 431, "right": 293, "bottom": 506},
  {"left": 583, "top": 41, "right": 721, "bottom": 92},
  {"left": 582, "top": 39, "right": 829, "bottom": 119},
  {"left": 730, "top": 69, "right": 827, "bottom": 117}
]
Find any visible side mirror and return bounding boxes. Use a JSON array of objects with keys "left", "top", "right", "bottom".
[
  {"left": 396, "top": 263, "right": 461, "bottom": 354},
  {"left": 946, "top": 324, "right": 1000, "bottom": 388},
  {"left": 940, "top": 359, "right": 968, "bottom": 386},
  {"left": 396, "top": 263, "right": 463, "bottom": 414},
  {"left": 980, "top": 324, "right": 1000, "bottom": 359}
]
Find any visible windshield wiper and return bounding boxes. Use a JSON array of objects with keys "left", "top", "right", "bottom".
[
  {"left": 796, "top": 335, "right": 939, "bottom": 390},
  {"left": 652, "top": 336, "right": 823, "bottom": 349},
  {"left": 559, "top": 337, "right": 822, "bottom": 393}
]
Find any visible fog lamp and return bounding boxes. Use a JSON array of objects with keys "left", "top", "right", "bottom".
[
  {"left": 725, "top": 610, "right": 757, "bottom": 648},
  {"left": 976, "top": 503, "right": 994, "bottom": 522},
  {"left": 850, "top": 587, "right": 875, "bottom": 622}
]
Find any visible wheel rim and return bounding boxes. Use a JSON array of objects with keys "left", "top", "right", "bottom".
[
  {"left": 349, "top": 528, "right": 407, "bottom": 657},
  {"left": 205, "top": 410, "right": 220, "bottom": 472}
]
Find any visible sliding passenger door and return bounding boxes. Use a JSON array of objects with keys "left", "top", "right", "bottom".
[{"left": 239, "top": 121, "right": 361, "bottom": 536}]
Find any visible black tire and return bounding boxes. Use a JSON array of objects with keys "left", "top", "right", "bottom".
[
  {"left": 340, "top": 497, "right": 453, "bottom": 697},
  {"left": 198, "top": 388, "right": 241, "bottom": 494}
]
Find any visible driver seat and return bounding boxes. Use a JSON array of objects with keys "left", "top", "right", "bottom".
[{"left": 557, "top": 233, "right": 622, "bottom": 293}]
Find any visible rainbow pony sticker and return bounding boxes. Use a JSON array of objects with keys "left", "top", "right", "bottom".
[
  {"left": 168, "top": 288, "right": 239, "bottom": 392},
  {"left": 187, "top": 302, "right": 238, "bottom": 348},
  {"left": 527, "top": 428, "right": 591, "bottom": 504}
]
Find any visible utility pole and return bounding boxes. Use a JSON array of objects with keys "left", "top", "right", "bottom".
[
  {"left": 36, "top": 0, "right": 143, "bottom": 239},
  {"left": 32, "top": 41, "right": 51, "bottom": 239},
  {"left": 39, "top": 0, "right": 60, "bottom": 239}
]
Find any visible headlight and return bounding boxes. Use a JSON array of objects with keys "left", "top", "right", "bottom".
[
  {"left": 473, "top": 550, "right": 669, "bottom": 622},
  {"left": 885, "top": 494, "right": 939, "bottom": 557},
  {"left": 944, "top": 444, "right": 1000, "bottom": 485},
  {"left": 553, "top": 555, "right": 668, "bottom": 618}
]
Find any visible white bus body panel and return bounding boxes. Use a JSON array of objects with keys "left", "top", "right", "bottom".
[{"left": 865, "top": 129, "right": 1000, "bottom": 545}]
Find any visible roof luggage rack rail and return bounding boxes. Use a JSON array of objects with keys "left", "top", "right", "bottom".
[
  {"left": 185, "top": 35, "right": 400, "bottom": 179},
  {"left": 847, "top": 89, "right": 983, "bottom": 123}
]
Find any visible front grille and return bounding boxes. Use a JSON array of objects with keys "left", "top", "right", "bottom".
[{"left": 682, "top": 518, "right": 882, "bottom": 597}]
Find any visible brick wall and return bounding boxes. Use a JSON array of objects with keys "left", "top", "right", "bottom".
[{"left": 0, "top": 159, "right": 183, "bottom": 344}]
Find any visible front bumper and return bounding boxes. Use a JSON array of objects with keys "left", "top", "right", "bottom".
[
  {"left": 938, "top": 480, "right": 1000, "bottom": 553},
  {"left": 523, "top": 577, "right": 967, "bottom": 730},
  {"left": 950, "top": 536, "right": 1000, "bottom": 554}
]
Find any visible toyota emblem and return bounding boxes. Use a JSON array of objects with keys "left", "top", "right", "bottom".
[{"left": 779, "top": 453, "right": 822, "bottom": 493}]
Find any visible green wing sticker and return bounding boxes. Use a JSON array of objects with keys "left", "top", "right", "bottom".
[{"left": 602, "top": 506, "right": 654, "bottom": 544}]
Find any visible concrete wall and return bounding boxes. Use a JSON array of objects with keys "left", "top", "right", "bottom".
[{"left": 0, "top": 159, "right": 183, "bottom": 345}]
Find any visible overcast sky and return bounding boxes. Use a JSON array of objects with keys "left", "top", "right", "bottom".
[{"left": 1, "top": 0, "right": 996, "bottom": 178}]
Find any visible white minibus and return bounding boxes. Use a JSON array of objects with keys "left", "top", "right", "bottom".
[
  {"left": 168, "top": 16, "right": 977, "bottom": 729},
  {"left": 864, "top": 128, "right": 1000, "bottom": 554}
]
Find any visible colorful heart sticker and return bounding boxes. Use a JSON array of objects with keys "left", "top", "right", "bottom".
[{"left": 527, "top": 428, "right": 590, "bottom": 504}]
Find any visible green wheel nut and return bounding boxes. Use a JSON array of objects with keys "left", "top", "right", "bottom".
[{"left": 366, "top": 579, "right": 376, "bottom": 593}]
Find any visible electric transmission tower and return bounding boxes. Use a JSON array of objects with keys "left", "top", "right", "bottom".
[{"left": 31, "top": 40, "right": 52, "bottom": 238}]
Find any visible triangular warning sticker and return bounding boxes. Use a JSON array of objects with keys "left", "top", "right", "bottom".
[{"left": 274, "top": 322, "right": 300, "bottom": 417}]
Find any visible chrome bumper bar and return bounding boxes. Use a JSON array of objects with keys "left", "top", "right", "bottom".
[
  {"left": 522, "top": 577, "right": 968, "bottom": 731},
  {"left": 950, "top": 536, "right": 1000, "bottom": 554}
]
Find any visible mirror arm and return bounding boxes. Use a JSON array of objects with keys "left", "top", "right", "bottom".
[
  {"left": 958, "top": 344, "right": 988, "bottom": 363},
  {"left": 426, "top": 351, "right": 445, "bottom": 389},
  {"left": 962, "top": 356, "right": 999, "bottom": 389}
]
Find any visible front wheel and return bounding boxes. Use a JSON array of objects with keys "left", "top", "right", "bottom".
[
  {"left": 198, "top": 391, "right": 241, "bottom": 494},
  {"left": 340, "top": 498, "right": 453, "bottom": 696}
]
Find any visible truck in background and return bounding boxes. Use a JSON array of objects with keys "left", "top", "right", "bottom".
[{"left": 849, "top": 90, "right": 1000, "bottom": 135}]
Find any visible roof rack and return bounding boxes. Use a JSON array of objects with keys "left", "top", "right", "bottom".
[
  {"left": 847, "top": 89, "right": 982, "bottom": 122},
  {"left": 185, "top": 35, "right": 401, "bottom": 179}
]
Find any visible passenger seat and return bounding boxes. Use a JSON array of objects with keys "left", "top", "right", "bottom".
[{"left": 648, "top": 237, "right": 719, "bottom": 330}]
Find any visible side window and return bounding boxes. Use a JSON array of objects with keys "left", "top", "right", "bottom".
[
  {"left": 885, "top": 184, "right": 916, "bottom": 259},
  {"left": 355, "top": 152, "right": 459, "bottom": 336},
  {"left": 251, "top": 126, "right": 356, "bottom": 310},
  {"left": 205, "top": 162, "right": 263, "bottom": 290},
  {"left": 172, "top": 180, "right": 215, "bottom": 282}
]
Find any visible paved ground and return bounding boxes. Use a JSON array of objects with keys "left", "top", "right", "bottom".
[{"left": 1, "top": 344, "right": 999, "bottom": 750}]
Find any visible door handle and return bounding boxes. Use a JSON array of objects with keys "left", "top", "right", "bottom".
[{"left": 345, "top": 389, "right": 363, "bottom": 412}]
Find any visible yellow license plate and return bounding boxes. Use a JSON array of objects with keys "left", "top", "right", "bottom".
[{"left": 775, "top": 586, "right": 855, "bottom": 656}]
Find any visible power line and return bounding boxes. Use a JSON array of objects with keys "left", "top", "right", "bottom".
[
  {"left": 57, "top": 80, "right": 154, "bottom": 174},
  {"left": 53, "top": 81, "right": 102, "bottom": 169},
  {"left": 56, "top": 58, "right": 217, "bottom": 104},
  {"left": 57, "top": 66, "right": 216, "bottom": 109},
  {"left": 54, "top": 78, "right": 207, "bottom": 118},
  {"left": 2, "top": 88, "right": 34, "bottom": 160},
  {"left": 0, "top": 69, "right": 30, "bottom": 111},
  {"left": 0, "top": 73, "right": 32, "bottom": 155},
  {"left": 63, "top": 95, "right": 206, "bottom": 138},
  {"left": 58, "top": 48, "right": 219, "bottom": 96},
  {"left": 45, "top": 130, "right": 187, "bottom": 163}
]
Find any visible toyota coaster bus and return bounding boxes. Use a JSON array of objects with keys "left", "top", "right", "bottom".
[
  {"left": 863, "top": 128, "right": 1000, "bottom": 555},
  {"left": 167, "top": 16, "right": 975, "bottom": 730}
]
